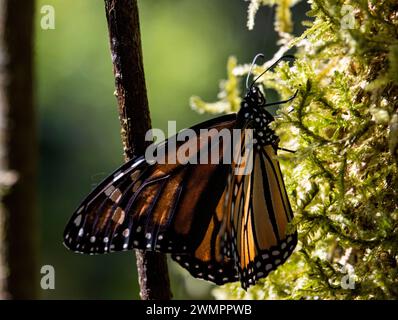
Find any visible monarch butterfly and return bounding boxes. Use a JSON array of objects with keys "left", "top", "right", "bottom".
[{"left": 63, "top": 54, "right": 298, "bottom": 289}]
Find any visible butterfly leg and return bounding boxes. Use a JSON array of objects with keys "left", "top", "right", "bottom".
[
  {"left": 263, "top": 89, "right": 298, "bottom": 108},
  {"left": 278, "top": 147, "right": 296, "bottom": 153}
]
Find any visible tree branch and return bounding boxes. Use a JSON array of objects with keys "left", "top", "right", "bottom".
[{"left": 104, "top": 0, "right": 172, "bottom": 300}]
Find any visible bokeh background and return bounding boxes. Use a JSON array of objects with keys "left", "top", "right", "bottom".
[{"left": 37, "top": 0, "right": 307, "bottom": 299}]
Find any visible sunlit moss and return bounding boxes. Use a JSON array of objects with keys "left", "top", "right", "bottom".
[{"left": 246, "top": 0, "right": 297, "bottom": 35}]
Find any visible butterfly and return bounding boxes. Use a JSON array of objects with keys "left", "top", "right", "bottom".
[{"left": 63, "top": 54, "right": 298, "bottom": 290}]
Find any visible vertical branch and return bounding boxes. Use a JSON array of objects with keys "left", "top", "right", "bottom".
[
  {"left": 104, "top": 0, "right": 172, "bottom": 300},
  {"left": 0, "top": 0, "right": 38, "bottom": 299}
]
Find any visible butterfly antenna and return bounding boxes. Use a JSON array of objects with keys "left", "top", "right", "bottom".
[
  {"left": 246, "top": 53, "right": 265, "bottom": 90},
  {"left": 249, "top": 54, "right": 296, "bottom": 88}
]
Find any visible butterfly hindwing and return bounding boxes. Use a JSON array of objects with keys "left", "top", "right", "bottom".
[{"left": 171, "top": 186, "right": 239, "bottom": 285}]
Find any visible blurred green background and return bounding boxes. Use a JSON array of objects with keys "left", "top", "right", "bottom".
[{"left": 36, "top": 0, "right": 306, "bottom": 299}]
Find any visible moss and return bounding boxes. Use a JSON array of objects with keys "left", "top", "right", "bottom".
[{"left": 193, "top": 0, "right": 398, "bottom": 299}]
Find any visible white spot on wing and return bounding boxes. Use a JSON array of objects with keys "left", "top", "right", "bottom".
[
  {"left": 74, "top": 215, "right": 82, "bottom": 226},
  {"left": 122, "top": 228, "right": 130, "bottom": 238},
  {"left": 113, "top": 172, "right": 124, "bottom": 182}
]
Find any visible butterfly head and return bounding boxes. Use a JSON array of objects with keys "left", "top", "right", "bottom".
[
  {"left": 247, "top": 85, "right": 266, "bottom": 106},
  {"left": 241, "top": 54, "right": 297, "bottom": 125}
]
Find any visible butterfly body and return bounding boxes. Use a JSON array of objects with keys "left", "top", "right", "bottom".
[
  {"left": 64, "top": 56, "right": 298, "bottom": 290},
  {"left": 237, "top": 86, "right": 280, "bottom": 149}
]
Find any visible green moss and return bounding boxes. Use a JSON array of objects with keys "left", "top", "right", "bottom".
[{"left": 193, "top": 0, "right": 398, "bottom": 300}]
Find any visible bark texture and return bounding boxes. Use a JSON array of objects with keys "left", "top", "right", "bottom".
[{"left": 104, "top": 0, "right": 172, "bottom": 300}]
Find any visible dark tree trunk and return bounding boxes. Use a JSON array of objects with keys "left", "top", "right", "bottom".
[
  {"left": 0, "top": 0, "right": 38, "bottom": 299},
  {"left": 104, "top": 0, "right": 172, "bottom": 300}
]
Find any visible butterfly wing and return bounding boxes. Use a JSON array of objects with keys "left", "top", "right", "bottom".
[
  {"left": 228, "top": 142, "right": 297, "bottom": 289},
  {"left": 63, "top": 114, "right": 237, "bottom": 255},
  {"left": 171, "top": 186, "right": 239, "bottom": 285}
]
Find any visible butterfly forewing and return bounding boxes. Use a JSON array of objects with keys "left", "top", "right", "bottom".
[{"left": 63, "top": 114, "right": 237, "bottom": 255}]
